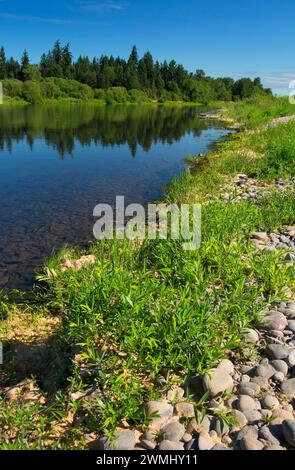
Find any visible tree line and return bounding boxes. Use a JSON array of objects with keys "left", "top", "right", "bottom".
[{"left": 0, "top": 41, "right": 272, "bottom": 104}]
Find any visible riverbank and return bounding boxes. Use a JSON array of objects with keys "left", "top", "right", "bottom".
[
  {"left": 0, "top": 96, "right": 294, "bottom": 450},
  {"left": 1, "top": 95, "right": 205, "bottom": 107}
]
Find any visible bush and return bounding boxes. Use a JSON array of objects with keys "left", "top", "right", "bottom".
[
  {"left": 128, "top": 89, "right": 149, "bottom": 103},
  {"left": 22, "top": 81, "right": 43, "bottom": 104},
  {"left": 105, "top": 87, "right": 129, "bottom": 104},
  {"left": 2, "top": 79, "right": 23, "bottom": 98},
  {"left": 44, "top": 78, "right": 94, "bottom": 101},
  {"left": 94, "top": 89, "right": 106, "bottom": 100}
]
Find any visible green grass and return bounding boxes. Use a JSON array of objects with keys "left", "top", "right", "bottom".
[
  {"left": 35, "top": 190, "right": 294, "bottom": 435},
  {"left": 222, "top": 96, "right": 294, "bottom": 128},
  {"left": 0, "top": 96, "right": 294, "bottom": 448}
]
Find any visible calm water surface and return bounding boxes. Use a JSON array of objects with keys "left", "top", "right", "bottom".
[{"left": 0, "top": 104, "right": 229, "bottom": 290}]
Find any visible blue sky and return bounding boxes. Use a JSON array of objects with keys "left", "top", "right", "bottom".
[{"left": 0, "top": 0, "right": 293, "bottom": 94}]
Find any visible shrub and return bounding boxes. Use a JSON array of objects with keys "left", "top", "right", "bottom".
[
  {"left": 128, "top": 89, "right": 149, "bottom": 103},
  {"left": 22, "top": 80, "right": 43, "bottom": 104},
  {"left": 44, "top": 78, "right": 94, "bottom": 100},
  {"left": 94, "top": 89, "right": 106, "bottom": 100},
  {"left": 105, "top": 87, "right": 129, "bottom": 104},
  {"left": 2, "top": 79, "right": 23, "bottom": 98}
]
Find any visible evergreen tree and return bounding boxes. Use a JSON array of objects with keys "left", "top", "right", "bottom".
[
  {"left": 20, "top": 50, "right": 30, "bottom": 80},
  {"left": 0, "top": 46, "right": 7, "bottom": 79}
]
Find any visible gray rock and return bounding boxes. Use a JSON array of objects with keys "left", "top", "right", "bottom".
[
  {"left": 236, "top": 425, "right": 258, "bottom": 442},
  {"left": 252, "top": 232, "right": 269, "bottom": 243},
  {"left": 211, "top": 417, "right": 229, "bottom": 436},
  {"left": 262, "top": 312, "right": 288, "bottom": 332},
  {"left": 217, "top": 359, "right": 235, "bottom": 375},
  {"left": 141, "top": 440, "right": 156, "bottom": 450},
  {"left": 259, "top": 426, "right": 280, "bottom": 446},
  {"left": 102, "top": 431, "right": 136, "bottom": 450},
  {"left": 145, "top": 401, "right": 173, "bottom": 428},
  {"left": 243, "top": 328, "right": 260, "bottom": 344},
  {"left": 158, "top": 440, "right": 184, "bottom": 450},
  {"left": 238, "top": 385, "right": 255, "bottom": 398},
  {"left": 287, "top": 301, "right": 295, "bottom": 312},
  {"left": 197, "top": 432, "right": 215, "bottom": 450},
  {"left": 181, "top": 433, "right": 193, "bottom": 443},
  {"left": 270, "top": 359, "right": 289, "bottom": 376},
  {"left": 237, "top": 395, "right": 259, "bottom": 412},
  {"left": 251, "top": 376, "right": 269, "bottom": 391},
  {"left": 166, "top": 386, "right": 185, "bottom": 402},
  {"left": 266, "top": 344, "right": 290, "bottom": 360},
  {"left": 242, "top": 410, "right": 262, "bottom": 424},
  {"left": 202, "top": 369, "right": 233, "bottom": 397},
  {"left": 161, "top": 421, "right": 185, "bottom": 442},
  {"left": 268, "top": 330, "right": 284, "bottom": 338},
  {"left": 240, "top": 365, "right": 256, "bottom": 376},
  {"left": 273, "top": 372, "right": 285, "bottom": 383},
  {"left": 142, "top": 431, "right": 155, "bottom": 441},
  {"left": 265, "top": 445, "right": 286, "bottom": 450},
  {"left": 184, "top": 439, "right": 197, "bottom": 450},
  {"left": 239, "top": 436, "right": 264, "bottom": 450},
  {"left": 231, "top": 410, "right": 248, "bottom": 429},
  {"left": 255, "top": 364, "right": 275, "bottom": 379},
  {"left": 287, "top": 320, "right": 295, "bottom": 333},
  {"left": 261, "top": 395, "right": 280, "bottom": 410},
  {"left": 286, "top": 350, "right": 295, "bottom": 367},
  {"left": 241, "top": 375, "right": 251, "bottom": 383},
  {"left": 175, "top": 402, "right": 195, "bottom": 418},
  {"left": 282, "top": 420, "right": 295, "bottom": 447},
  {"left": 212, "top": 444, "right": 230, "bottom": 450},
  {"left": 281, "top": 378, "right": 295, "bottom": 398}
]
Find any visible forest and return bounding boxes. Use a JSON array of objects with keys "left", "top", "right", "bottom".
[{"left": 0, "top": 41, "right": 272, "bottom": 104}]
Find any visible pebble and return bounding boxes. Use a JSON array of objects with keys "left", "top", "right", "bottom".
[
  {"left": 242, "top": 410, "right": 262, "bottom": 424},
  {"left": 261, "top": 395, "right": 280, "bottom": 410},
  {"left": 281, "top": 379, "right": 295, "bottom": 399},
  {"left": 236, "top": 425, "right": 258, "bottom": 442},
  {"left": 251, "top": 376, "right": 269, "bottom": 391},
  {"left": 266, "top": 344, "right": 290, "bottom": 360},
  {"left": 158, "top": 440, "right": 184, "bottom": 451},
  {"left": 239, "top": 436, "right": 264, "bottom": 451},
  {"left": 141, "top": 440, "right": 156, "bottom": 450},
  {"left": 212, "top": 444, "right": 230, "bottom": 450},
  {"left": 262, "top": 312, "right": 288, "bottom": 332},
  {"left": 238, "top": 385, "right": 255, "bottom": 398},
  {"left": 231, "top": 410, "right": 248, "bottom": 429},
  {"left": 255, "top": 364, "right": 275, "bottom": 379},
  {"left": 258, "top": 426, "right": 280, "bottom": 446},
  {"left": 166, "top": 386, "right": 185, "bottom": 402},
  {"left": 282, "top": 420, "right": 295, "bottom": 447},
  {"left": 217, "top": 359, "right": 235, "bottom": 375},
  {"left": 211, "top": 417, "right": 229, "bottom": 436},
  {"left": 286, "top": 350, "right": 295, "bottom": 367},
  {"left": 272, "top": 372, "right": 285, "bottom": 383},
  {"left": 241, "top": 375, "right": 251, "bottom": 383},
  {"left": 181, "top": 433, "right": 193, "bottom": 443},
  {"left": 185, "top": 439, "right": 198, "bottom": 450},
  {"left": 265, "top": 445, "right": 286, "bottom": 450},
  {"left": 175, "top": 402, "right": 195, "bottom": 418},
  {"left": 270, "top": 359, "right": 289, "bottom": 376},
  {"left": 202, "top": 369, "right": 234, "bottom": 397},
  {"left": 161, "top": 421, "right": 185, "bottom": 442},
  {"left": 197, "top": 432, "right": 215, "bottom": 450},
  {"left": 243, "top": 328, "right": 260, "bottom": 344},
  {"left": 287, "top": 321, "right": 295, "bottom": 333},
  {"left": 145, "top": 401, "right": 173, "bottom": 429},
  {"left": 237, "top": 395, "right": 259, "bottom": 412},
  {"left": 102, "top": 431, "right": 136, "bottom": 450},
  {"left": 271, "top": 408, "right": 294, "bottom": 425}
]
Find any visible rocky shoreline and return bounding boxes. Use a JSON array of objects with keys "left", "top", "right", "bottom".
[{"left": 92, "top": 300, "right": 295, "bottom": 451}]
